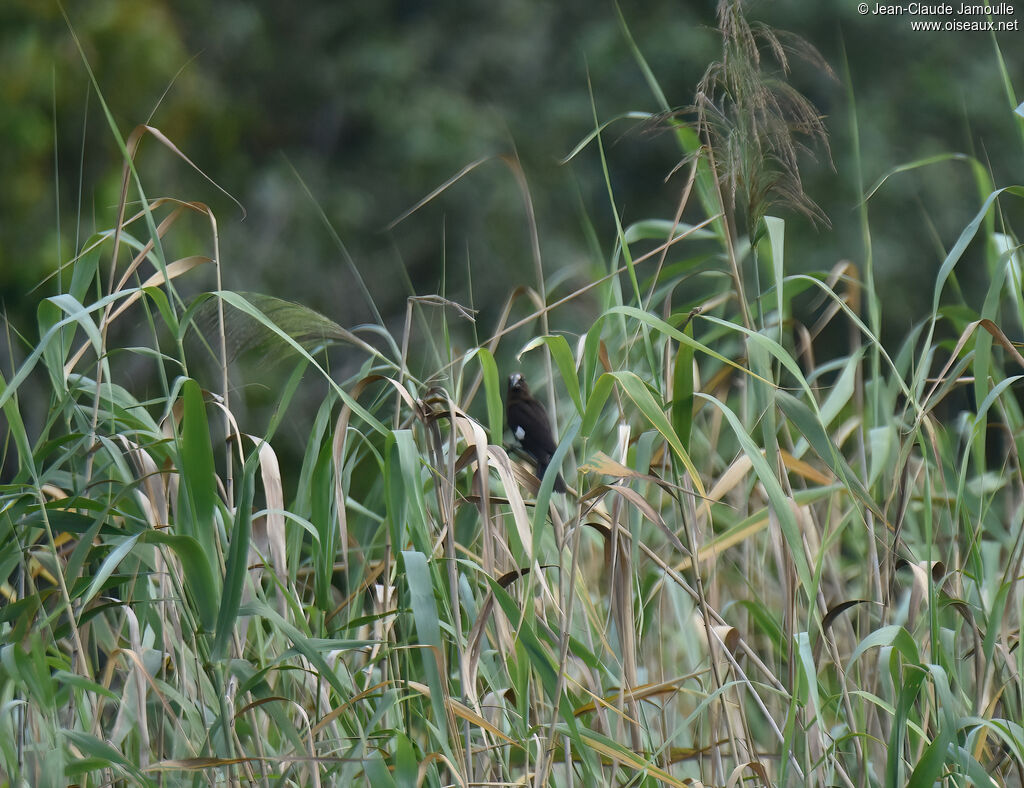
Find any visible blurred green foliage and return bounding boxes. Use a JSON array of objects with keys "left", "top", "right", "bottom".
[{"left": 1, "top": 0, "right": 1022, "bottom": 342}]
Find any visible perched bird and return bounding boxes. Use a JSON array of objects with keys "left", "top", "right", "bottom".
[{"left": 506, "top": 373, "right": 566, "bottom": 493}]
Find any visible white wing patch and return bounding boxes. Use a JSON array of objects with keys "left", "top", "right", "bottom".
[{"left": 514, "top": 425, "right": 525, "bottom": 441}]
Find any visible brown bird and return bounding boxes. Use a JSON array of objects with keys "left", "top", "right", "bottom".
[{"left": 506, "top": 373, "right": 566, "bottom": 493}]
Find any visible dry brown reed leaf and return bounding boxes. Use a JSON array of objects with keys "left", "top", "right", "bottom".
[
  {"left": 62, "top": 198, "right": 215, "bottom": 374},
  {"left": 65, "top": 247, "right": 211, "bottom": 376},
  {"left": 693, "top": 614, "right": 741, "bottom": 656},
  {"left": 707, "top": 453, "right": 754, "bottom": 503},
  {"left": 820, "top": 598, "right": 877, "bottom": 637},
  {"left": 99, "top": 646, "right": 181, "bottom": 752},
  {"left": 894, "top": 559, "right": 946, "bottom": 626},
  {"left": 674, "top": 515, "right": 768, "bottom": 576},
  {"left": 569, "top": 680, "right": 641, "bottom": 726},
  {"left": 974, "top": 668, "right": 1020, "bottom": 767},
  {"left": 386, "top": 156, "right": 493, "bottom": 231},
  {"left": 404, "top": 680, "right": 519, "bottom": 748},
  {"left": 311, "top": 679, "right": 392, "bottom": 735},
  {"left": 431, "top": 399, "right": 490, "bottom": 497},
  {"left": 574, "top": 733, "right": 691, "bottom": 787},
  {"left": 124, "top": 125, "right": 244, "bottom": 218},
  {"left": 920, "top": 318, "right": 1024, "bottom": 424},
  {"left": 118, "top": 437, "right": 171, "bottom": 528},
  {"left": 725, "top": 760, "right": 771, "bottom": 788},
  {"left": 572, "top": 673, "right": 707, "bottom": 716},
  {"left": 779, "top": 449, "right": 832, "bottom": 486},
  {"left": 38, "top": 483, "right": 67, "bottom": 500},
  {"left": 464, "top": 593, "right": 497, "bottom": 704},
  {"left": 686, "top": 448, "right": 832, "bottom": 561},
  {"left": 118, "top": 430, "right": 187, "bottom": 661},
  {"left": 579, "top": 451, "right": 702, "bottom": 554},
  {"left": 479, "top": 446, "right": 534, "bottom": 562},
  {"left": 249, "top": 437, "right": 286, "bottom": 576},
  {"left": 145, "top": 757, "right": 266, "bottom": 771}
]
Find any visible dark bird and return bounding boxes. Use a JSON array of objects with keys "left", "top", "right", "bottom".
[{"left": 506, "top": 373, "right": 566, "bottom": 493}]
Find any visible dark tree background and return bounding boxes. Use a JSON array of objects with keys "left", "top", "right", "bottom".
[{"left": 3, "top": 0, "right": 1022, "bottom": 352}]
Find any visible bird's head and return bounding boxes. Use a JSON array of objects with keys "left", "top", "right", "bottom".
[{"left": 508, "top": 373, "right": 530, "bottom": 398}]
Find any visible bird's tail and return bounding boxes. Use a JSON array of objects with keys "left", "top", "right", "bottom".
[{"left": 537, "top": 459, "right": 566, "bottom": 493}]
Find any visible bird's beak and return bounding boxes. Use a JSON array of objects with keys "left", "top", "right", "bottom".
[{"left": 509, "top": 373, "right": 523, "bottom": 388}]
